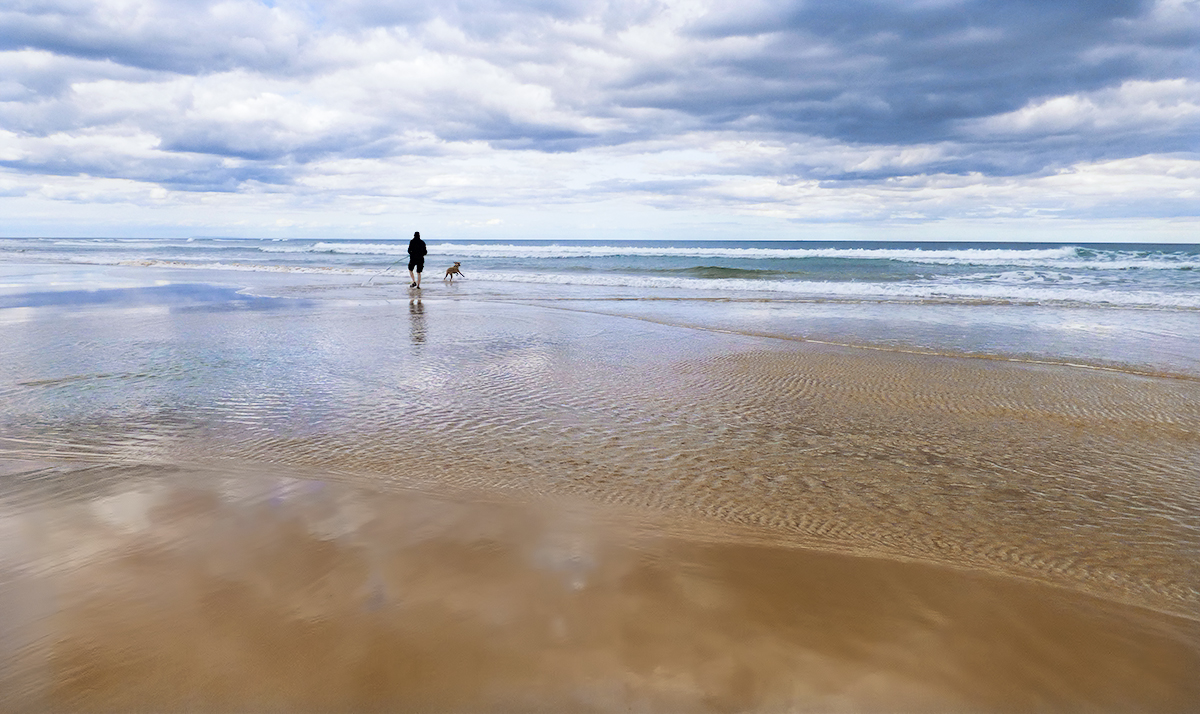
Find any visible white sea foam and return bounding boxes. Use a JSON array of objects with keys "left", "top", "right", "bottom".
[
  {"left": 435, "top": 243, "right": 1091, "bottom": 265},
  {"left": 467, "top": 270, "right": 1200, "bottom": 308},
  {"left": 37, "top": 239, "right": 235, "bottom": 251},
  {"left": 85, "top": 258, "right": 1199, "bottom": 308},
  {"left": 275, "top": 241, "right": 1084, "bottom": 262},
  {"left": 951, "top": 270, "right": 1103, "bottom": 286},
  {"left": 115, "top": 259, "right": 366, "bottom": 276},
  {"left": 254, "top": 246, "right": 317, "bottom": 253},
  {"left": 253, "top": 242, "right": 1200, "bottom": 271},
  {"left": 5, "top": 235, "right": 1195, "bottom": 312},
  {"left": 9, "top": 238, "right": 1197, "bottom": 271}
]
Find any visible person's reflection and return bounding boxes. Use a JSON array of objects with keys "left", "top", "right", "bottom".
[{"left": 408, "top": 298, "right": 425, "bottom": 344}]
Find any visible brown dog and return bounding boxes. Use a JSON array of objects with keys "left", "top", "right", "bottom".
[{"left": 443, "top": 262, "right": 465, "bottom": 281}]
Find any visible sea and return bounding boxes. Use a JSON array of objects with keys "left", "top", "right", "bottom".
[{"left": 2, "top": 237, "right": 1198, "bottom": 376}]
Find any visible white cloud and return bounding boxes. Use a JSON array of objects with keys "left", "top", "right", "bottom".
[{"left": 966, "top": 79, "right": 1200, "bottom": 136}]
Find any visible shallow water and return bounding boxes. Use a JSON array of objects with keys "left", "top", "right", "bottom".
[{"left": 2, "top": 269, "right": 1199, "bottom": 710}]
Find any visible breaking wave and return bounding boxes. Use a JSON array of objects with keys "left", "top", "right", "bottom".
[{"left": 251, "top": 242, "right": 1200, "bottom": 271}]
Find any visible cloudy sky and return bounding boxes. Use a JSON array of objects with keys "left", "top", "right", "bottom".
[{"left": 2, "top": 0, "right": 1198, "bottom": 241}]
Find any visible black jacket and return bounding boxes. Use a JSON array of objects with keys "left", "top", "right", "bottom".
[{"left": 408, "top": 238, "right": 427, "bottom": 258}]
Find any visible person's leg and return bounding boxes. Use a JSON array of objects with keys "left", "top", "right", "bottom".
[
  {"left": 415, "top": 262, "right": 423, "bottom": 288},
  {"left": 408, "top": 260, "right": 417, "bottom": 287}
]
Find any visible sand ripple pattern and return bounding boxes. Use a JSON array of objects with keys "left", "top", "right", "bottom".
[
  {"left": 3, "top": 302, "right": 1198, "bottom": 620},
  {"left": 186, "top": 347, "right": 1200, "bottom": 619}
]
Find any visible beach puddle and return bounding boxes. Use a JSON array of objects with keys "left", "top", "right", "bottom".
[{"left": 1, "top": 464, "right": 1197, "bottom": 712}]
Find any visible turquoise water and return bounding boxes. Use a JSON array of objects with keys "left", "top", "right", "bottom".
[
  {"left": 2, "top": 238, "right": 1198, "bottom": 376},
  {"left": 3, "top": 238, "right": 1198, "bottom": 308}
]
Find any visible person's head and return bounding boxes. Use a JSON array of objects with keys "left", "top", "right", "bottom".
[{"left": 413, "top": 231, "right": 420, "bottom": 239}]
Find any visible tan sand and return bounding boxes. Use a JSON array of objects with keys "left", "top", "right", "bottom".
[
  {"left": 2, "top": 471, "right": 1198, "bottom": 713},
  {"left": 2, "top": 327, "right": 1198, "bottom": 711},
  {"left": 159, "top": 339, "right": 1199, "bottom": 619}
]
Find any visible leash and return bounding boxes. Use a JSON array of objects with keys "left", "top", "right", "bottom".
[{"left": 363, "top": 257, "right": 407, "bottom": 286}]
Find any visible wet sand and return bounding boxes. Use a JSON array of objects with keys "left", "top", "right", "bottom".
[
  {"left": 2, "top": 468, "right": 1198, "bottom": 712},
  {"left": 1, "top": 291, "right": 1199, "bottom": 711}
]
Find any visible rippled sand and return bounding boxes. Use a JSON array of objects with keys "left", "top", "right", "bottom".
[{"left": 1, "top": 293, "right": 1198, "bottom": 710}]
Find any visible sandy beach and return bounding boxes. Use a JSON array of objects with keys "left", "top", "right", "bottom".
[
  {"left": 2, "top": 267, "right": 1199, "bottom": 711},
  {"left": 3, "top": 0, "right": 1199, "bottom": 696}
]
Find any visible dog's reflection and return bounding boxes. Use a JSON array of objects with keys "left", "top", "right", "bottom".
[{"left": 408, "top": 298, "right": 425, "bottom": 344}]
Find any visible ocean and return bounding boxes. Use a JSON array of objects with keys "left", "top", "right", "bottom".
[
  {"left": 3, "top": 237, "right": 1199, "bottom": 375},
  {"left": 6, "top": 237, "right": 1199, "bottom": 307}
]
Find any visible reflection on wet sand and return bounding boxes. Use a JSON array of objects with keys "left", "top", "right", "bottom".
[
  {"left": 409, "top": 298, "right": 425, "bottom": 344},
  {"left": 2, "top": 467, "right": 1198, "bottom": 713},
  {"left": 3, "top": 295, "right": 1199, "bottom": 711},
  {"left": 144, "top": 338, "right": 1198, "bottom": 622}
]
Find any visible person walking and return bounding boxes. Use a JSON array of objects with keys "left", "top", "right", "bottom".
[{"left": 407, "top": 231, "right": 427, "bottom": 288}]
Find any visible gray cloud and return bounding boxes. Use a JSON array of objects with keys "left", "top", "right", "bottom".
[
  {"left": 0, "top": 0, "right": 306, "bottom": 74},
  {"left": 0, "top": 0, "right": 1197, "bottom": 223},
  {"left": 646, "top": 0, "right": 1186, "bottom": 146},
  {"left": 0, "top": 146, "right": 291, "bottom": 191}
]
